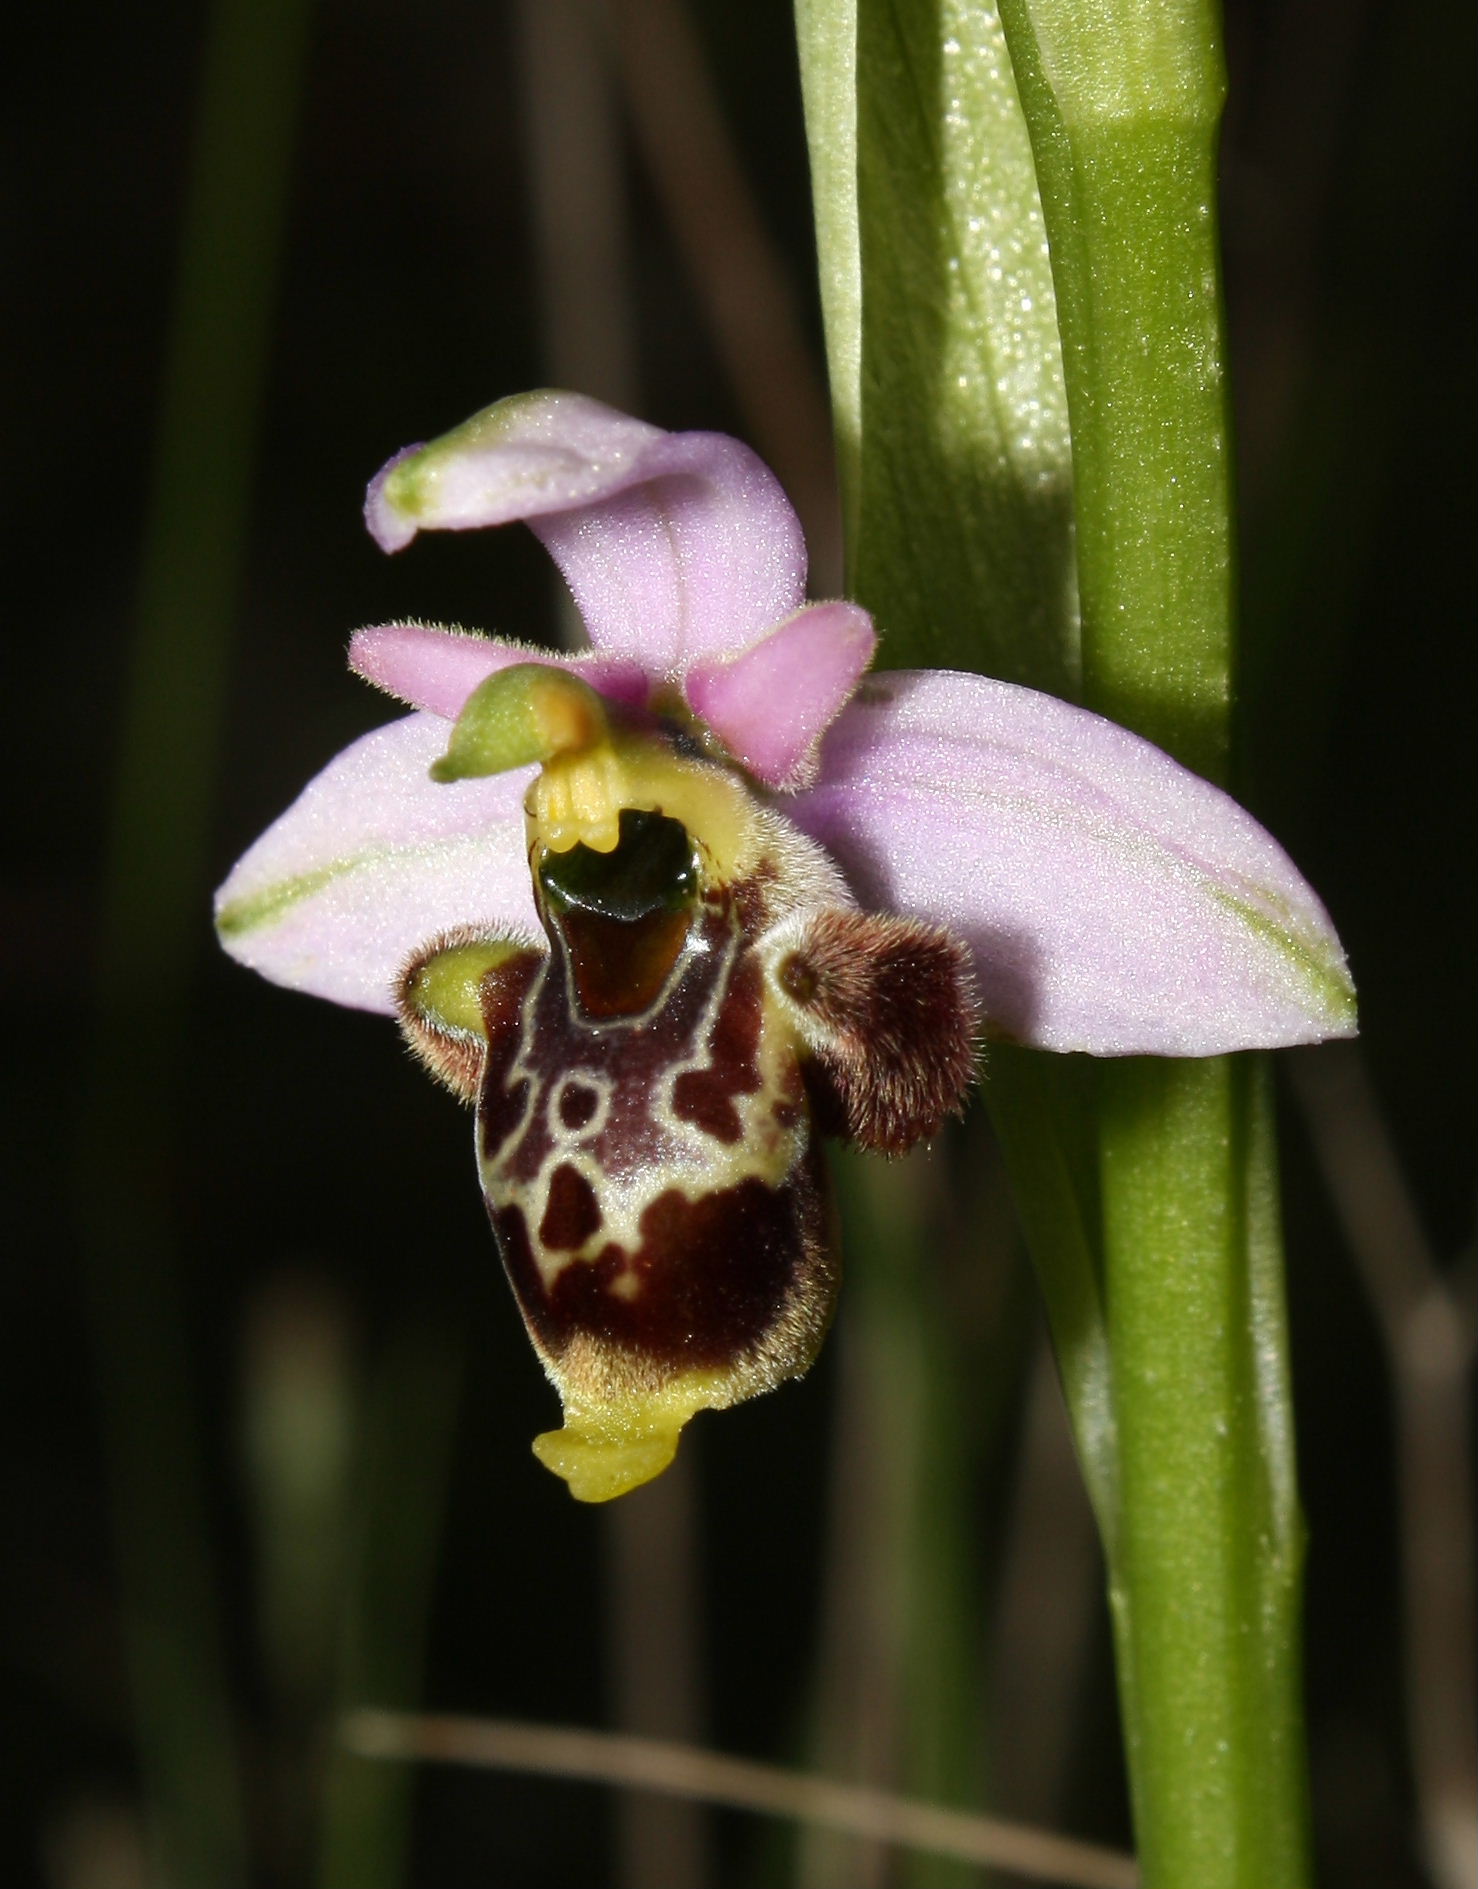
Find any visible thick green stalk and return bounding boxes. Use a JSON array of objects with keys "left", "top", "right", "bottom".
[
  {"left": 798, "top": 0, "right": 1311, "bottom": 1881},
  {"left": 994, "top": 3, "right": 1311, "bottom": 1880},
  {"left": 1096, "top": 1058, "right": 1307, "bottom": 1885},
  {"left": 988, "top": 2, "right": 1231, "bottom": 779}
]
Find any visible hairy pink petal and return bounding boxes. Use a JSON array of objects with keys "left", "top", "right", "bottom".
[
  {"left": 214, "top": 714, "right": 537, "bottom": 1014},
  {"left": 683, "top": 602, "right": 876, "bottom": 788},
  {"left": 791, "top": 671, "right": 1356, "bottom": 1056},
  {"left": 348, "top": 623, "right": 650, "bottom": 719},
  {"left": 365, "top": 391, "right": 806, "bottom": 672}
]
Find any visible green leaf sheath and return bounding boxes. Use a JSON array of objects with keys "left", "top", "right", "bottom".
[
  {"left": 986, "top": 1046, "right": 1118, "bottom": 1541},
  {"left": 799, "top": 0, "right": 1080, "bottom": 692},
  {"left": 798, "top": 0, "right": 1118, "bottom": 1535},
  {"left": 797, "top": 0, "right": 1115, "bottom": 1608}
]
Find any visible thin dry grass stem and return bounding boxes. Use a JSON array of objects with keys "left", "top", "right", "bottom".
[
  {"left": 600, "top": 0, "right": 842, "bottom": 590},
  {"left": 1288, "top": 1042, "right": 1478, "bottom": 1889},
  {"left": 341, "top": 1710, "right": 1139, "bottom": 1889},
  {"left": 514, "top": 0, "right": 639, "bottom": 654},
  {"left": 988, "top": 1330, "right": 1101, "bottom": 1827},
  {"left": 514, "top": 0, "right": 639, "bottom": 413},
  {"left": 603, "top": 1461, "right": 712, "bottom": 1889},
  {"left": 799, "top": 1308, "right": 909, "bottom": 1889}
]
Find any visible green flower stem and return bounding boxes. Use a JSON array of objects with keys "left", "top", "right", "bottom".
[
  {"left": 994, "top": 2, "right": 1311, "bottom": 1880},
  {"left": 799, "top": 0, "right": 1312, "bottom": 1880},
  {"left": 1096, "top": 1057, "right": 1308, "bottom": 1887},
  {"left": 990, "top": 0, "right": 1231, "bottom": 779}
]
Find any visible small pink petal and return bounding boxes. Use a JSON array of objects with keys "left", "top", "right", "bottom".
[
  {"left": 790, "top": 671, "right": 1356, "bottom": 1056},
  {"left": 214, "top": 714, "right": 538, "bottom": 1013},
  {"left": 364, "top": 391, "right": 807, "bottom": 672},
  {"left": 684, "top": 602, "right": 876, "bottom": 788},
  {"left": 349, "top": 623, "right": 651, "bottom": 719}
]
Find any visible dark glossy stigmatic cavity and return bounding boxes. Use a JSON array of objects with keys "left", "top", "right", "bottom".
[
  {"left": 538, "top": 809, "right": 702, "bottom": 1020},
  {"left": 538, "top": 808, "right": 698, "bottom": 922}
]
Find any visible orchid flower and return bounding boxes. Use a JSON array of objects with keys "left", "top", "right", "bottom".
[{"left": 215, "top": 391, "right": 1354, "bottom": 1503}]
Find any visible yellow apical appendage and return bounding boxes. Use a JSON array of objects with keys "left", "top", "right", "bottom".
[{"left": 532, "top": 1376, "right": 726, "bottom": 1502}]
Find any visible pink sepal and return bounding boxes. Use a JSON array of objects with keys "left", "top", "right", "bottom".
[
  {"left": 214, "top": 714, "right": 538, "bottom": 1014},
  {"left": 790, "top": 670, "right": 1357, "bottom": 1056}
]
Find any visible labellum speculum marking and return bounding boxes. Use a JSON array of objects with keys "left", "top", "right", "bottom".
[{"left": 398, "top": 665, "right": 978, "bottom": 1501}]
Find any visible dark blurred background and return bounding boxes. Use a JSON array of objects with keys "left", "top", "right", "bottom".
[{"left": 4, "top": 1, "right": 1473, "bottom": 1885}]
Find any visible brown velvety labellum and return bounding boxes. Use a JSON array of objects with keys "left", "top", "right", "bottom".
[
  {"left": 496, "top": 1153, "right": 829, "bottom": 1374},
  {"left": 474, "top": 805, "right": 830, "bottom": 1412},
  {"left": 398, "top": 748, "right": 979, "bottom": 1500}
]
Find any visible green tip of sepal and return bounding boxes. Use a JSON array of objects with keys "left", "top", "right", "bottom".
[
  {"left": 430, "top": 663, "right": 610, "bottom": 783},
  {"left": 378, "top": 392, "right": 554, "bottom": 528},
  {"left": 380, "top": 456, "right": 427, "bottom": 523},
  {"left": 427, "top": 751, "right": 476, "bottom": 784}
]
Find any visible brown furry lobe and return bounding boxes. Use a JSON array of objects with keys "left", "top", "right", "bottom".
[{"left": 775, "top": 909, "right": 980, "bottom": 1155}]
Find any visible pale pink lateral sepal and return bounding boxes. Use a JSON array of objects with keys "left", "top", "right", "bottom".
[
  {"left": 214, "top": 714, "right": 538, "bottom": 1014},
  {"left": 684, "top": 602, "right": 877, "bottom": 788},
  {"left": 364, "top": 390, "right": 807, "bottom": 674},
  {"left": 790, "top": 671, "right": 1357, "bottom": 1057}
]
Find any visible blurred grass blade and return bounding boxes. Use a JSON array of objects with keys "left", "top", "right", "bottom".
[
  {"left": 343, "top": 1709, "right": 1140, "bottom": 1888},
  {"left": 242, "top": 1276, "right": 357, "bottom": 1876},
  {"left": 803, "top": 1145, "right": 995, "bottom": 1888},
  {"left": 317, "top": 1323, "right": 463, "bottom": 1889},
  {"left": 78, "top": 0, "right": 313, "bottom": 1879}
]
